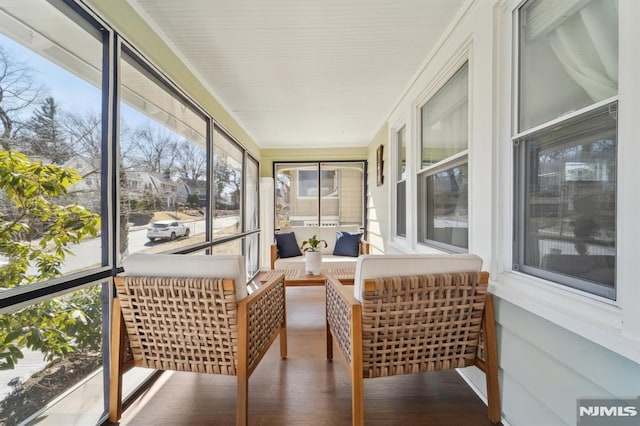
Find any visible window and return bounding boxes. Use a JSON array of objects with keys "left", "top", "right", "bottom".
[
  {"left": 0, "top": 1, "right": 104, "bottom": 286},
  {"left": 119, "top": 47, "right": 208, "bottom": 256},
  {"left": 0, "top": 1, "right": 263, "bottom": 423},
  {"left": 0, "top": 1, "right": 108, "bottom": 423},
  {"left": 298, "top": 170, "right": 338, "bottom": 198},
  {"left": 275, "top": 162, "right": 365, "bottom": 228},
  {"left": 417, "top": 62, "right": 469, "bottom": 250},
  {"left": 245, "top": 156, "right": 259, "bottom": 277},
  {"left": 514, "top": 0, "right": 618, "bottom": 299},
  {"left": 396, "top": 126, "right": 407, "bottom": 237},
  {"left": 213, "top": 128, "right": 243, "bottom": 239}
]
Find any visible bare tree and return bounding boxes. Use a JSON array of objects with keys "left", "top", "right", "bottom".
[
  {"left": 0, "top": 46, "right": 43, "bottom": 151},
  {"left": 64, "top": 109, "right": 101, "bottom": 160},
  {"left": 127, "top": 123, "right": 179, "bottom": 175},
  {"left": 175, "top": 139, "right": 206, "bottom": 181}
]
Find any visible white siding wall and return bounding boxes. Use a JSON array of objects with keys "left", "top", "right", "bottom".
[{"left": 368, "top": 0, "right": 640, "bottom": 425}]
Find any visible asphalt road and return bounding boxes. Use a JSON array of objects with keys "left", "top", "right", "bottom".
[{"left": 25, "top": 217, "right": 239, "bottom": 275}]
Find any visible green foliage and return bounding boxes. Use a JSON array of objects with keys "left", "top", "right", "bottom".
[
  {"left": 0, "top": 286, "right": 102, "bottom": 370},
  {"left": 0, "top": 150, "right": 102, "bottom": 369},
  {"left": 300, "top": 235, "right": 327, "bottom": 252},
  {"left": 0, "top": 150, "right": 100, "bottom": 286},
  {"left": 186, "top": 193, "right": 200, "bottom": 207}
]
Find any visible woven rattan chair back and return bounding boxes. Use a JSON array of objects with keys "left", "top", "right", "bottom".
[
  {"left": 361, "top": 272, "right": 487, "bottom": 378},
  {"left": 110, "top": 271, "right": 287, "bottom": 426},
  {"left": 326, "top": 270, "right": 500, "bottom": 426},
  {"left": 116, "top": 276, "right": 240, "bottom": 374}
]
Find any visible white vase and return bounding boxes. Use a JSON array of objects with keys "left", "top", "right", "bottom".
[{"left": 305, "top": 251, "right": 323, "bottom": 275}]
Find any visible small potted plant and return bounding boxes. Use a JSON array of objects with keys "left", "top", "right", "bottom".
[{"left": 301, "top": 234, "right": 327, "bottom": 275}]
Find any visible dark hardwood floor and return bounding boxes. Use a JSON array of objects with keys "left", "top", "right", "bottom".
[{"left": 111, "top": 285, "right": 496, "bottom": 426}]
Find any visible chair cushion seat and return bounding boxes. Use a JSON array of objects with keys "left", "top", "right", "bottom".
[
  {"left": 354, "top": 254, "right": 483, "bottom": 300},
  {"left": 274, "top": 254, "right": 358, "bottom": 270},
  {"left": 122, "top": 253, "right": 248, "bottom": 300}
]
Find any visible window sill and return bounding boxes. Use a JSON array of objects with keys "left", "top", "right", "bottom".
[
  {"left": 491, "top": 271, "right": 640, "bottom": 364},
  {"left": 386, "top": 238, "right": 449, "bottom": 255}
]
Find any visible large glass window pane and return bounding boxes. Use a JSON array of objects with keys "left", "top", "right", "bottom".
[
  {"left": 246, "top": 233, "right": 259, "bottom": 279},
  {"left": 419, "top": 163, "right": 468, "bottom": 248},
  {"left": 396, "top": 126, "right": 407, "bottom": 237},
  {"left": 275, "top": 162, "right": 365, "bottom": 229},
  {"left": 245, "top": 156, "right": 259, "bottom": 231},
  {"left": 119, "top": 49, "right": 208, "bottom": 257},
  {"left": 418, "top": 62, "right": 469, "bottom": 250},
  {"left": 275, "top": 163, "right": 319, "bottom": 228},
  {"left": 515, "top": 0, "right": 618, "bottom": 298},
  {"left": 0, "top": 2, "right": 104, "bottom": 287},
  {"left": 421, "top": 62, "right": 468, "bottom": 167},
  {"left": 519, "top": 107, "right": 616, "bottom": 296},
  {"left": 321, "top": 162, "right": 364, "bottom": 227},
  {"left": 518, "top": 0, "right": 618, "bottom": 131},
  {"left": 211, "top": 239, "right": 242, "bottom": 256},
  {"left": 0, "top": 283, "right": 104, "bottom": 424},
  {"left": 213, "top": 129, "right": 242, "bottom": 239}
]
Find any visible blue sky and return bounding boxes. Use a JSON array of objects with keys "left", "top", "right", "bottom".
[
  {"left": 0, "top": 33, "right": 101, "bottom": 115},
  {"left": 0, "top": 32, "right": 150, "bottom": 130}
]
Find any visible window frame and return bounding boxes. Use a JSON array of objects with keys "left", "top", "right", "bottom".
[
  {"left": 416, "top": 60, "right": 470, "bottom": 252},
  {"left": 118, "top": 42, "right": 211, "bottom": 258},
  {"left": 395, "top": 125, "right": 407, "bottom": 238},
  {"left": 511, "top": 0, "right": 619, "bottom": 300},
  {"left": 273, "top": 160, "right": 367, "bottom": 230},
  {"left": 487, "top": 0, "right": 640, "bottom": 365}
]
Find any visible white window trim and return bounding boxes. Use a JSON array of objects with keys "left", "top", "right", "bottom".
[
  {"left": 490, "top": 0, "right": 640, "bottom": 364},
  {"left": 415, "top": 56, "right": 470, "bottom": 252},
  {"left": 389, "top": 116, "right": 408, "bottom": 242}
]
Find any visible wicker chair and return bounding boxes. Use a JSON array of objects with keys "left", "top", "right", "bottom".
[
  {"left": 109, "top": 253, "right": 287, "bottom": 426},
  {"left": 325, "top": 254, "right": 500, "bottom": 425}
]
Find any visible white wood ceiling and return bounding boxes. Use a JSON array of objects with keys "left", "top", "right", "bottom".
[{"left": 129, "top": 0, "right": 467, "bottom": 148}]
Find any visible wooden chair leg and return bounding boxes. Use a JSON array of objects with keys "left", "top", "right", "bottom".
[
  {"left": 236, "top": 376, "right": 248, "bottom": 426},
  {"left": 326, "top": 321, "right": 334, "bottom": 361},
  {"left": 483, "top": 295, "right": 501, "bottom": 423},
  {"left": 351, "top": 365, "right": 364, "bottom": 426},
  {"left": 109, "top": 298, "right": 125, "bottom": 422},
  {"left": 351, "top": 304, "right": 364, "bottom": 426},
  {"left": 280, "top": 286, "right": 288, "bottom": 359},
  {"left": 279, "top": 327, "right": 288, "bottom": 359}
]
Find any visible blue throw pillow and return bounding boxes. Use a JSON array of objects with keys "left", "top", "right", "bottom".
[
  {"left": 333, "top": 231, "right": 363, "bottom": 257},
  {"left": 275, "top": 232, "right": 302, "bottom": 258}
]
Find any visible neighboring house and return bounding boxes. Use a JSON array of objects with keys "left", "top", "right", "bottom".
[
  {"left": 277, "top": 166, "right": 364, "bottom": 227},
  {"left": 177, "top": 178, "right": 207, "bottom": 207},
  {"left": 124, "top": 170, "right": 179, "bottom": 209},
  {"left": 62, "top": 155, "right": 101, "bottom": 212}
]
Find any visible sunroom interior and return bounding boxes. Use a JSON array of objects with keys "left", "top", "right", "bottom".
[{"left": 0, "top": 0, "right": 639, "bottom": 425}]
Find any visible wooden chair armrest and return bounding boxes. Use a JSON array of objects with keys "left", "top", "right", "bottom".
[
  {"left": 326, "top": 273, "right": 359, "bottom": 305},
  {"left": 238, "top": 272, "right": 287, "bottom": 375},
  {"left": 270, "top": 244, "right": 278, "bottom": 269},
  {"left": 325, "top": 273, "right": 361, "bottom": 366},
  {"left": 359, "top": 239, "right": 370, "bottom": 255}
]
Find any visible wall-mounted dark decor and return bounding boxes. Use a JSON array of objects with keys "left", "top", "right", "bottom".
[{"left": 376, "top": 144, "right": 384, "bottom": 187}]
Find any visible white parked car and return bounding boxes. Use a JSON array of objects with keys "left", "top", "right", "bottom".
[{"left": 147, "top": 220, "right": 190, "bottom": 241}]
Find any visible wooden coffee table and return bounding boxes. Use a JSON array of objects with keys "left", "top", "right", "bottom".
[{"left": 259, "top": 268, "right": 355, "bottom": 287}]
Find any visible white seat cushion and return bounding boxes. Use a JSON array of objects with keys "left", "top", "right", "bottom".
[
  {"left": 122, "top": 253, "right": 248, "bottom": 300},
  {"left": 274, "top": 254, "right": 358, "bottom": 270},
  {"left": 354, "top": 254, "right": 483, "bottom": 301}
]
